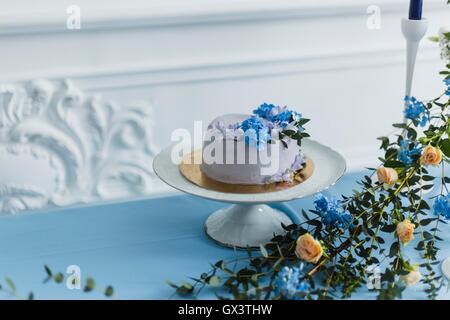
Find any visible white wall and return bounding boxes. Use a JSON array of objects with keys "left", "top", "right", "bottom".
[{"left": 1, "top": 0, "right": 449, "bottom": 173}]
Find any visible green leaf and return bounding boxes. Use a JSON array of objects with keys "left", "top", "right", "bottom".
[
  {"left": 84, "top": 277, "right": 95, "bottom": 292},
  {"left": 214, "top": 260, "right": 225, "bottom": 269},
  {"left": 389, "top": 241, "right": 400, "bottom": 257},
  {"left": 440, "top": 139, "right": 450, "bottom": 157},
  {"left": 423, "top": 231, "right": 433, "bottom": 240},
  {"left": 429, "top": 35, "right": 440, "bottom": 42},
  {"left": 44, "top": 265, "right": 53, "bottom": 277},
  {"left": 393, "top": 123, "right": 407, "bottom": 129},
  {"left": 420, "top": 218, "right": 434, "bottom": 226},
  {"left": 384, "top": 160, "right": 405, "bottom": 168},
  {"left": 5, "top": 277, "right": 16, "bottom": 294},
  {"left": 381, "top": 224, "right": 396, "bottom": 233},
  {"left": 166, "top": 280, "right": 179, "bottom": 289},
  {"left": 53, "top": 273, "right": 64, "bottom": 283},
  {"left": 104, "top": 286, "right": 114, "bottom": 297},
  {"left": 283, "top": 130, "right": 296, "bottom": 136}
]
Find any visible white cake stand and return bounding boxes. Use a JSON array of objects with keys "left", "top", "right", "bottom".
[{"left": 153, "top": 139, "right": 346, "bottom": 248}]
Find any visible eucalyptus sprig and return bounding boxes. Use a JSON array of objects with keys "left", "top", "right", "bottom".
[
  {"left": 171, "top": 18, "right": 450, "bottom": 300},
  {"left": 0, "top": 266, "right": 114, "bottom": 300}
]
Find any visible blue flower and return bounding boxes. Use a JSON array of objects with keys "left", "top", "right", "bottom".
[
  {"left": 313, "top": 193, "right": 351, "bottom": 227},
  {"left": 241, "top": 116, "right": 266, "bottom": 132},
  {"left": 273, "top": 110, "right": 293, "bottom": 123},
  {"left": 274, "top": 265, "right": 310, "bottom": 300},
  {"left": 444, "top": 78, "right": 450, "bottom": 96},
  {"left": 398, "top": 140, "right": 422, "bottom": 165},
  {"left": 240, "top": 116, "right": 270, "bottom": 150},
  {"left": 433, "top": 195, "right": 450, "bottom": 219},
  {"left": 404, "top": 96, "right": 429, "bottom": 127},
  {"left": 314, "top": 194, "right": 330, "bottom": 212},
  {"left": 253, "top": 103, "right": 277, "bottom": 120}
]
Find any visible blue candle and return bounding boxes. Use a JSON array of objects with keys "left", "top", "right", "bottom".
[{"left": 409, "top": 0, "right": 423, "bottom": 20}]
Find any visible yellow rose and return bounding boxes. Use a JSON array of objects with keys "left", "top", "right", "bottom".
[
  {"left": 400, "top": 266, "right": 421, "bottom": 286},
  {"left": 396, "top": 219, "right": 415, "bottom": 245},
  {"left": 376, "top": 167, "right": 398, "bottom": 185},
  {"left": 295, "top": 233, "right": 323, "bottom": 264},
  {"left": 421, "top": 145, "right": 442, "bottom": 166}
]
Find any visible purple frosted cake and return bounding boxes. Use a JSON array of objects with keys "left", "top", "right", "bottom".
[{"left": 200, "top": 103, "right": 309, "bottom": 185}]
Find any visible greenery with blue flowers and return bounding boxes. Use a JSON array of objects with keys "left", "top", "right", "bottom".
[{"left": 171, "top": 17, "right": 450, "bottom": 301}]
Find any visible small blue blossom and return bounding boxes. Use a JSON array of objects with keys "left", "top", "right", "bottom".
[
  {"left": 253, "top": 103, "right": 277, "bottom": 120},
  {"left": 314, "top": 193, "right": 330, "bottom": 212},
  {"left": 253, "top": 103, "right": 303, "bottom": 124},
  {"left": 241, "top": 116, "right": 266, "bottom": 132},
  {"left": 240, "top": 116, "right": 270, "bottom": 150},
  {"left": 398, "top": 140, "right": 422, "bottom": 165},
  {"left": 433, "top": 195, "right": 450, "bottom": 219},
  {"left": 274, "top": 265, "right": 310, "bottom": 300},
  {"left": 444, "top": 78, "right": 450, "bottom": 96},
  {"left": 313, "top": 193, "right": 351, "bottom": 227},
  {"left": 404, "top": 96, "right": 429, "bottom": 127},
  {"left": 249, "top": 103, "right": 306, "bottom": 148},
  {"left": 273, "top": 110, "right": 293, "bottom": 124}
]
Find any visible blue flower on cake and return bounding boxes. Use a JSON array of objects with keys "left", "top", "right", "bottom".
[
  {"left": 253, "top": 103, "right": 277, "bottom": 120},
  {"left": 398, "top": 139, "right": 422, "bottom": 165},
  {"left": 240, "top": 116, "right": 271, "bottom": 150},
  {"left": 313, "top": 193, "right": 351, "bottom": 227},
  {"left": 252, "top": 103, "right": 305, "bottom": 134},
  {"left": 273, "top": 110, "right": 293, "bottom": 126},
  {"left": 433, "top": 194, "right": 450, "bottom": 219},
  {"left": 404, "top": 96, "right": 429, "bottom": 127},
  {"left": 274, "top": 265, "right": 310, "bottom": 300}
]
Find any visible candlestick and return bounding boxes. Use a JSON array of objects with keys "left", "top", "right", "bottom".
[
  {"left": 402, "top": 18, "right": 428, "bottom": 99},
  {"left": 409, "top": 0, "right": 423, "bottom": 20}
]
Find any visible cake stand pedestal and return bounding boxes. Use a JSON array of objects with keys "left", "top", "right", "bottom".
[
  {"left": 205, "top": 204, "right": 292, "bottom": 248},
  {"left": 153, "top": 139, "right": 346, "bottom": 248}
]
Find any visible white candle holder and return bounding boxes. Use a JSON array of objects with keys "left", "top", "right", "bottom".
[{"left": 401, "top": 17, "right": 428, "bottom": 98}]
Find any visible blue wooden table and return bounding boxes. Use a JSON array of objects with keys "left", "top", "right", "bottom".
[{"left": 0, "top": 172, "right": 448, "bottom": 299}]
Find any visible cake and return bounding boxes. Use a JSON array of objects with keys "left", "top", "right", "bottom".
[{"left": 200, "top": 103, "right": 309, "bottom": 185}]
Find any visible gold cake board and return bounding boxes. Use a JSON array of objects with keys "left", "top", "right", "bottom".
[{"left": 179, "top": 150, "right": 314, "bottom": 194}]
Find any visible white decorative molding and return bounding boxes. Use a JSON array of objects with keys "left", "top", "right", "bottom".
[
  {"left": 1, "top": 45, "right": 441, "bottom": 91},
  {"left": 0, "top": 0, "right": 446, "bottom": 35},
  {"left": 0, "top": 79, "right": 159, "bottom": 214}
]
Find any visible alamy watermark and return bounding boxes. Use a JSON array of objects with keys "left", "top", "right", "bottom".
[
  {"left": 66, "top": 265, "right": 82, "bottom": 290},
  {"left": 366, "top": 5, "right": 381, "bottom": 30},
  {"left": 170, "top": 121, "right": 283, "bottom": 176},
  {"left": 66, "top": 5, "right": 81, "bottom": 30}
]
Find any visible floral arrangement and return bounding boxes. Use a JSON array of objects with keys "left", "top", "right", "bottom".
[
  {"left": 211, "top": 103, "right": 309, "bottom": 151},
  {"left": 252, "top": 103, "right": 310, "bottom": 149},
  {"left": 170, "top": 17, "right": 450, "bottom": 300}
]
